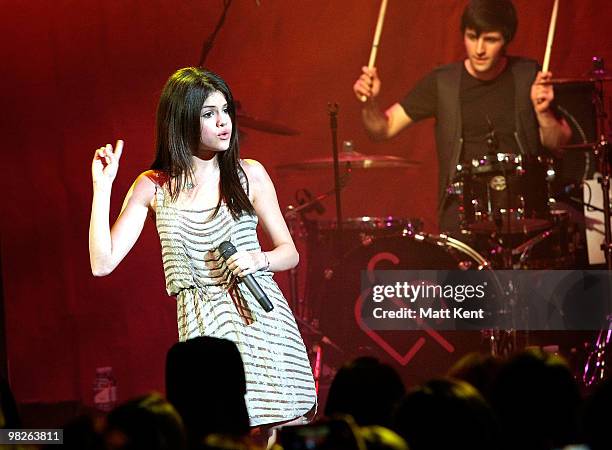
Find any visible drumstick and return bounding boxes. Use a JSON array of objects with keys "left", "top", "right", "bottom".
[
  {"left": 360, "top": 0, "right": 389, "bottom": 102},
  {"left": 542, "top": 0, "right": 559, "bottom": 73}
]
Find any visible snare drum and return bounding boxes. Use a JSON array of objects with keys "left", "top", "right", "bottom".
[{"left": 454, "top": 153, "right": 552, "bottom": 234}]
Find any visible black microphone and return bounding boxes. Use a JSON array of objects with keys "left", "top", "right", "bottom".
[{"left": 218, "top": 241, "right": 274, "bottom": 312}]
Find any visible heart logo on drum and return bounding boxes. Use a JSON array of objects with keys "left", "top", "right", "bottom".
[{"left": 352, "top": 251, "right": 455, "bottom": 366}]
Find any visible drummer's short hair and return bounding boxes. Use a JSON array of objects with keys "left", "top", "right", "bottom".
[{"left": 461, "top": 0, "right": 518, "bottom": 44}]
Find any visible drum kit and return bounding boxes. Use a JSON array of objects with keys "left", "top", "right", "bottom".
[
  {"left": 236, "top": 48, "right": 611, "bottom": 383},
  {"left": 251, "top": 59, "right": 612, "bottom": 386}
]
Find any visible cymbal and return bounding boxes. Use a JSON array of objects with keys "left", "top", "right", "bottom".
[
  {"left": 543, "top": 75, "right": 612, "bottom": 85},
  {"left": 236, "top": 113, "right": 299, "bottom": 136},
  {"left": 277, "top": 151, "right": 419, "bottom": 170}
]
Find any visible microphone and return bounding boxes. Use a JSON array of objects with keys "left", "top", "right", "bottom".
[{"left": 218, "top": 241, "right": 274, "bottom": 312}]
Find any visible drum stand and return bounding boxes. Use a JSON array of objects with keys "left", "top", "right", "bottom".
[
  {"left": 328, "top": 102, "right": 347, "bottom": 258},
  {"left": 284, "top": 185, "right": 349, "bottom": 394},
  {"left": 581, "top": 58, "right": 612, "bottom": 387},
  {"left": 285, "top": 187, "right": 339, "bottom": 316},
  {"left": 592, "top": 98, "right": 612, "bottom": 270},
  {"left": 582, "top": 315, "right": 612, "bottom": 387},
  {"left": 285, "top": 197, "right": 344, "bottom": 394}
]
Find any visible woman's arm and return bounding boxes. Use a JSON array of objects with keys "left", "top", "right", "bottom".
[
  {"left": 89, "top": 140, "right": 156, "bottom": 276},
  {"left": 224, "top": 159, "right": 298, "bottom": 278}
]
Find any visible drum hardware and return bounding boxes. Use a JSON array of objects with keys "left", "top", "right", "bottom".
[
  {"left": 580, "top": 57, "right": 612, "bottom": 389},
  {"left": 481, "top": 329, "right": 518, "bottom": 357},
  {"left": 311, "top": 216, "right": 424, "bottom": 283},
  {"left": 543, "top": 56, "right": 612, "bottom": 267},
  {"left": 284, "top": 179, "right": 352, "bottom": 317},
  {"left": 316, "top": 216, "right": 422, "bottom": 233},
  {"left": 541, "top": 56, "right": 612, "bottom": 86},
  {"left": 418, "top": 232, "right": 491, "bottom": 270},
  {"left": 284, "top": 189, "right": 346, "bottom": 384},
  {"left": 473, "top": 208, "right": 579, "bottom": 270},
  {"left": 294, "top": 316, "right": 344, "bottom": 394},
  {"left": 582, "top": 314, "right": 612, "bottom": 387},
  {"left": 511, "top": 228, "right": 555, "bottom": 268},
  {"left": 454, "top": 152, "right": 552, "bottom": 237},
  {"left": 312, "top": 232, "right": 519, "bottom": 357},
  {"left": 561, "top": 143, "right": 598, "bottom": 151},
  {"left": 455, "top": 118, "right": 553, "bottom": 238},
  {"left": 427, "top": 233, "right": 520, "bottom": 343},
  {"left": 572, "top": 56, "right": 612, "bottom": 268},
  {"left": 236, "top": 110, "right": 300, "bottom": 136},
  {"left": 276, "top": 149, "right": 419, "bottom": 171},
  {"left": 328, "top": 103, "right": 345, "bottom": 256},
  {"left": 545, "top": 75, "right": 612, "bottom": 85}
]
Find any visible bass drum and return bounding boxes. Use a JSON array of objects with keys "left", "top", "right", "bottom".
[
  {"left": 316, "top": 234, "right": 497, "bottom": 364},
  {"left": 304, "top": 216, "right": 422, "bottom": 314}
]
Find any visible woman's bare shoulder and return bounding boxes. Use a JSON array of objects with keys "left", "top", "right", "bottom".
[
  {"left": 128, "top": 170, "right": 167, "bottom": 207},
  {"left": 140, "top": 169, "right": 169, "bottom": 187},
  {"left": 240, "top": 159, "right": 268, "bottom": 184}
]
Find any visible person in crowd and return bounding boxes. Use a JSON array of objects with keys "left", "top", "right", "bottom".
[{"left": 325, "top": 356, "right": 405, "bottom": 427}]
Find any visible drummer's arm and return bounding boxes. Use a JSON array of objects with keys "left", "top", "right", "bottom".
[
  {"left": 362, "top": 101, "right": 414, "bottom": 141},
  {"left": 354, "top": 66, "right": 414, "bottom": 140},
  {"left": 531, "top": 71, "right": 572, "bottom": 156}
]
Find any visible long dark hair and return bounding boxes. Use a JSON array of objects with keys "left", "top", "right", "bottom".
[{"left": 150, "top": 67, "right": 254, "bottom": 219}]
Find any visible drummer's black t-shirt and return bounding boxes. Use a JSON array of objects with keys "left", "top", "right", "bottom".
[
  {"left": 400, "top": 59, "right": 520, "bottom": 163},
  {"left": 399, "top": 59, "right": 527, "bottom": 232}
]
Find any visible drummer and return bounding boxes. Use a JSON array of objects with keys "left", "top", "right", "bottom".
[{"left": 353, "top": 0, "right": 571, "bottom": 232}]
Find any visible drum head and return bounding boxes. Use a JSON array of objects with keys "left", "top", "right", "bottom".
[
  {"left": 317, "top": 235, "right": 492, "bottom": 355},
  {"left": 315, "top": 216, "right": 422, "bottom": 232}
]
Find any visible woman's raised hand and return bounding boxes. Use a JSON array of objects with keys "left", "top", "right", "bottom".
[{"left": 92, "top": 140, "right": 124, "bottom": 189}]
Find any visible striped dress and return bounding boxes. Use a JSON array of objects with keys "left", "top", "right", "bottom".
[{"left": 154, "top": 183, "right": 317, "bottom": 426}]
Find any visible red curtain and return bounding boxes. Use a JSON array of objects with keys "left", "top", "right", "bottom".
[{"left": 1, "top": 0, "right": 610, "bottom": 405}]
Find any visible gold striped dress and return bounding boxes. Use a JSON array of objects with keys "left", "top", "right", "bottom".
[{"left": 154, "top": 184, "right": 317, "bottom": 426}]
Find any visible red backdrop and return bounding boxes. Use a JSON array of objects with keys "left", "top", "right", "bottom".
[{"left": 1, "top": 0, "right": 610, "bottom": 408}]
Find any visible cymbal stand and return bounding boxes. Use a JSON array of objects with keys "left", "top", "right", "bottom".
[
  {"left": 285, "top": 194, "right": 328, "bottom": 319},
  {"left": 585, "top": 57, "right": 612, "bottom": 268},
  {"left": 284, "top": 174, "right": 353, "bottom": 312},
  {"left": 582, "top": 315, "right": 612, "bottom": 387},
  {"left": 485, "top": 118, "right": 515, "bottom": 268},
  {"left": 594, "top": 133, "right": 612, "bottom": 268},
  {"left": 328, "top": 103, "right": 344, "bottom": 255},
  {"left": 581, "top": 57, "right": 612, "bottom": 389},
  {"left": 285, "top": 195, "right": 345, "bottom": 395},
  {"left": 284, "top": 206, "right": 304, "bottom": 316}
]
